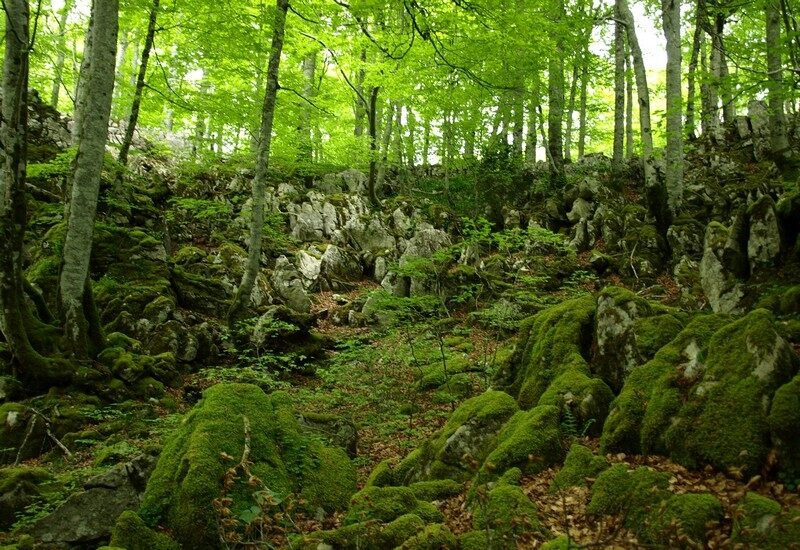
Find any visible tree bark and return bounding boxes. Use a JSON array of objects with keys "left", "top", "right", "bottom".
[
  {"left": 51, "top": 0, "right": 75, "bottom": 109},
  {"left": 613, "top": 4, "right": 626, "bottom": 170},
  {"left": 60, "top": 0, "right": 119, "bottom": 359},
  {"left": 686, "top": 0, "right": 703, "bottom": 140},
  {"left": 619, "top": 0, "right": 667, "bottom": 232},
  {"left": 662, "top": 0, "right": 683, "bottom": 215},
  {"left": 578, "top": 59, "right": 589, "bottom": 160},
  {"left": 118, "top": 0, "right": 160, "bottom": 165},
  {"left": 565, "top": 60, "right": 580, "bottom": 163},
  {"left": 513, "top": 89, "right": 525, "bottom": 158},
  {"left": 367, "top": 86, "right": 381, "bottom": 205},
  {"left": 422, "top": 115, "right": 431, "bottom": 168},
  {"left": 376, "top": 102, "right": 395, "bottom": 193},
  {"left": 766, "top": 0, "right": 791, "bottom": 158},
  {"left": 354, "top": 48, "right": 367, "bottom": 137},
  {"left": 548, "top": 1, "right": 566, "bottom": 187},
  {"left": 625, "top": 48, "right": 634, "bottom": 158},
  {"left": 229, "top": 0, "right": 289, "bottom": 322},
  {"left": 298, "top": 50, "right": 317, "bottom": 162}
]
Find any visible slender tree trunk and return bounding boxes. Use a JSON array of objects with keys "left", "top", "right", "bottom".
[
  {"left": 354, "top": 49, "right": 367, "bottom": 137},
  {"left": 619, "top": 0, "right": 667, "bottom": 232},
  {"left": 376, "top": 102, "right": 395, "bottom": 193},
  {"left": 392, "top": 104, "right": 404, "bottom": 165},
  {"left": 526, "top": 99, "right": 538, "bottom": 165},
  {"left": 51, "top": 0, "right": 75, "bottom": 109},
  {"left": 298, "top": 50, "right": 317, "bottom": 162},
  {"left": 367, "top": 86, "right": 381, "bottom": 205},
  {"left": 60, "top": 0, "right": 119, "bottom": 359},
  {"left": 686, "top": 1, "right": 703, "bottom": 139},
  {"left": 715, "top": 15, "right": 735, "bottom": 124},
  {"left": 118, "top": 0, "right": 159, "bottom": 165},
  {"left": 625, "top": 48, "right": 634, "bottom": 158},
  {"left": 662, "top": 0, "right": 683, "bottom": 215},
  {"left": 613, "top": 5, "right": 626, "bottom": 169},
  {"left": 565, "top": 61, "right": 580, "bottom": 163},
  {"left": 700, "top": 41, "right": 714, "bottom": 136},
  {"left": 406, "top": 108, "right": 417, "bottom": 168},
  {"left": 578, "top": 60, "right": 589, "bottom": 160},
  {"left": 548, "top": 0, "right": 566, "bottom": 188},
  {"left": 72, "top": 4, "right": 96, "bottom": 145},
  {"left": 422, "top": 116, "right": 431, "bottom": 168},
  {"left": 513, "top": 89, "right": 525, "bottom": 157},
  {"left": 228, "top": 0, "right": 289, "bottom": 322},
  {"left": 766, "top": 0, "right": 791, "bottom": 158}
]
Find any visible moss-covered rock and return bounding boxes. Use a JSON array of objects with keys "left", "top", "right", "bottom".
[
  {"left": 299, "top": 513, "right": 425, "bottom": 550},
  {"left": 394, "top": 390, "right": 519, "bottom": 483},
  {"left": 769, "top": 373, "right": 800, "bottom": 473},
  {"left": 550, "top": 444, "right": 609, "bottom": 492},
  {"left": 587, "top": 465, "right": 670, "bottom": 536},
  {"left": 0, "top": 466, "right": 52, "bottom": 528},
  {"left": 645, "top": 493, "right": 723, "bottom": 546},
  {"left": 500, "top": 295, "right": 612, "bottom": 433},
  {"left": 397, "top": 523, "right": 457, "bottom": 549},
  {"left": 408, "top": 479, "right": 463, "bottom": 501},
  {"left": 733, "top": 492, "right": 800, "bottom": 549},
  {"left": 540, "top": 535, "right": 575, "bottom": 550},
  {"left": 138, "top": 384, "right": 357, "bottom": 548},
  {"left": 344, "top": 486, "right": 443, "bottom": 525},
  {"left": 472, "top": 483, "right": 539, "bottom": 538},
  {"left": 109, "top": 511, "right": 180, "bottom": 550}
]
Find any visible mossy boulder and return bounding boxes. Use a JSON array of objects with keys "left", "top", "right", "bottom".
[
  {"left": 408, "top": 479, "right": 462, "bottom": 501},
  {"left": 397, "top": 523, "right": 457, "bottom": 549},
  {"left": 109, "top": 511, "right": 180, "bottom": 550},
  {"left": 540, "top": 535, "right": 574, "bottom": 550},
  {"left": 394, "top": 390, "right": 519, "bottom": 483},
  {"left": 299, "top": 513, "right": 425, "bottom": 550},
  {"left": 501, "top": 296, "right": 612, "bottom": 432},
  {"left": 138, "top": 383, "right": 357, "bottom": 548},
  {"left": 344, "top": 486, "right": 443, "bottom": 525},
  {"left": 550, "top": 444, "right": 609, "bottom": 492},
  {"left": 733, "top": 492, "right": 800, "bottom": 549},
  {"left": 587, "top": 465, "right": 670, "bottom": 537},
  {"left": 645, "top": 493, "right": 723, "bottom": 546},
  {"left": 0, "top": 467, "right": 52, "bottom": 528},
  {"left": 472, "top": 483, "right": 539, "bottom": 538},
  {"left": 769, "top": 374, "right": 800, "bottom": 472}
]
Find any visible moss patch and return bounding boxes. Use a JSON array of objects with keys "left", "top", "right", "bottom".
[
  {"left": 550, "top": 444, "right": 609, "bottom": 492},
  {"left": 110, "top": 511, "right": 180, "bottom": 550}
]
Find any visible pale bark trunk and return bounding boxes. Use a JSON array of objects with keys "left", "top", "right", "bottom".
[
  {"left": 72, "top": 4, "right": 96, "bottom": 145},
  {"left": 229, "top": 0, "right": 289, "bottom": 321},
  {"left": 376, "top": 102, "right": 395, "bottom": 193},
  {"left": 548, "top": 1, "right": 566, "bottom": 187},
  {"left": 299, "top": 50, "right": 317, "bottom": 162},
  {"left": 619, "top": 0, "right": 666, "bottom": 230},
  {"left": 700, "top": 41, "right": 714, "bottom": 136},
  {"left": 51, "top": 0, "right": 75, "bottom": 109},
  {"left": 565, "top": 61, "right": 579, "bottom": 162},
  {"left": 625, "top": 49, "right": 634, "bottom": 158},
  {"left": 118, "top": 0, "right": 159, "bottom": 165},
  {"left": 354, "top": 49, "right": 367, "bottom": 137},
  {"left": 513, "top": 90, "right": 524, "bottom": 158},
  {"left": 613, "top": 5, "right": 626, "bottom": 169},
  {"left": 367, "top": 87, "right": 381, "bottom": 204},
  {"left": 766, "top": 0, "right": 791, "bottom": 157},
  {"left": 60, "top": 0, "right": 119, "bottom": 358},
  {"left": 406, "top": 108, "right": 417, "bottom": 168},
  {"left": 526, "top": 100, "right": 538, "bottom": 165},
  {"left": 686, "top": 1, "right": 703, "bottom": 139},
  {"left": 578, "top": 60, "right": 589, "bottom": 160},
  {"left": 422, "top": 117, "right": 431, "bottom": 168},
  {"left": 662, "top": 0, "right": 683, "bottom": 215}
]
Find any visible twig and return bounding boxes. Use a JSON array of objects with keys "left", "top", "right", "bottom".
[
  {"left": 30, "top": 407, "right": 73, "bottom": 459},
  {"left": 629, "top": 241, "right": 639, "bottom": 281},
  {"left": 14, "top": 415, "right": 37, "bottom": 466}
]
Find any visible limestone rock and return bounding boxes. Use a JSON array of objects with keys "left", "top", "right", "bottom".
[
  {"left": 748, "top": 195, "right": 781, "bottom": 269},
  {"left": 700, "top": 222, "right": 744, "bottom": 313},
  {"left": 270, "top": 256, "right": 312, "bottom": 313},
  {"left": 320, "top": 245, "right": 363, "bottom": 289}
]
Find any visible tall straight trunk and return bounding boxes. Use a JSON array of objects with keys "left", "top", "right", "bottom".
[
  {"left": 51, "top": 0, "right": 75, "bottom": 109},
  {"left": 564, "top": 60, "right": 580, "bottom": 162},
  {"left": 619, "top": 0, "right": 666, "bottom": 231},
  {"left": 625, "top": 49, "right": 634, "bottom": 158},
  {"left": 118, "top": 0, "right": 159, "bottom": 165},
  {"left": 700, "top": 41, "right": 714, "bottom": 135},
  {"left": 766, "top": 0, "right": 791, "bottom": 157},
  {"left": 422, "top": 116, "right": 431, "bottom": 167},
  {"left": 406, "top": 108, "right": 417, "bottom": 168},
  {"left": 299, "top": 50, "right": 317, "bottom": 162},
  {"left": 613, "top": 5, "right": 626, "bottom": 170},
  {"left": 72, "top": 5, "right": 96, "bottom": 144},
  {"left": 548, "top": 0, "right": 566, "bottom": 188},
  {"left": 578, "top": 59, "right": 589, "bottom": 160},
  {"left": 513, "top": 90, "right": 525, "bottom": 157},
  {"left": 392, "top": 104, "right": 404, "bottom": 165},
  {"left": 354, "top": 49, "right": 367, "bottom": 137},
  {"left": 60, "top": 0, "right": 119, "bottom": 358},
  {"left": 526, "top": 99, "right": 538, "bottom": 165},
  {"left": 780, "top": 0, "right": 800, "bottom": 72},
  {"left": 228, "top": 0, "right": 289, "bottom": 321},
  {"left": 686, "top": 1, "right": 703, "bottom": 139},
  {"left": 376, "top": 102, "right": 395, "bottom": 193},
  {"left": 367, "top": 86, "right": 381, "bottom": 204},
  {"left": 662, "top": 0, "right": 683, "bottom": 215},
  {"left": 715, "top": 15, "right": 735, "bottom": 124}
]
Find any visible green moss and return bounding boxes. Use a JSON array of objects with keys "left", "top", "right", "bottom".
[
  {"left": 299, "top": 520, "right": 384, "bottom": 550},
  {"left": 110, "top": 511, "right": 180, "bottom": 550},
  {"left": 380, "top": 513, "right": 426, "bottom": 546},
  {"left": 601, "top": 314, "right": 731, "bottom": 455},
  {"left": 457, "top": 530, "right": 492, "bottom": 550},
  {"left": 634, "top": 313, "right": 686, "bottom": 359},
  {"left": 366, "top": 459, "right": 395, "bottom": 488},
  {"left": 0, "top": 466, "right": 51, "bottom": 494},
  {"left": 394, "top": 391, "right": 518, "bottom": 483},
  {"left": 645, "top": 493, "right": 723, "bottom": 545},
  {"left": 540, "top": 535, "right": 575, "bottom": 549},
  {"left": 480, "top": 405, "right": 563, "bottom": 480},
  {"left": 344, "top": 486, "right": 442, "bottom": 525},
  {"left": 302, "top": 445, "right": 358, "bottom": 511},
  {"left": 0, "top": 535, "right": 33, "bottom": 550},
  {"left": 138, "top": 384, "right": 356, "bottom": 548},
  {"left": 408, "top": 479, "right": 462, "bottom": 501},
  {"left": 472, "top": 483, "right": 539, "bottom": 537},
  {"left": 397, "top": 523, "right": 457, "bottom": 549},
  {"left": 770, "top": 374, "right": 800, "bottom": 471},
  {"left": 550, "top": 444, "right": 609, "bottom": 492},
  {"left": 733, "top": 492, "right": 800, "bottom": 549},
  {"left": 587, "top": 465, "right": 670, "bottom": 535}
]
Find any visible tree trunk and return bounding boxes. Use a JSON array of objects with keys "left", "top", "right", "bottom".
[
  {"left": 229, "top": 0, "right": 289, "bottom": 322},
  {"left": 51, "top": 0, "right": 75, "bottom": 109},
  {"left": 662, "top": 0, "right": 683, "bottom": 215},
  {"left": 766, "top": 0, "right": 791, "bottom": 158},
  {"left": 565, "top": 61, "right": 580, "bottom": 163},
  {"left": 700, "top": 41, "right": 714, "bottom": 136},
  {"left": 578, "top": 59, "right": 589, "bottom": 160},
  {"left": 625, "top": 48, "right": 634, "bottom": 158},
  {"left": 513, "top": 90, "right": 525, "bottom": 158},
  {"left": 367, "top": 86, "right": 381, "bottom": 205},
  {"left": 354, "top": 49, "right": 367, "bottom": 137},
  {"left": 686, "top": 0, "right": 703, "bottom": 139},
  {"left": 299, "top": 50, "right": 317, "bottom": 162},
  {"left": 406, "top": 108, "right": 417, "bottom": 168},
  {"left": 613, "top": 5, "right": 626, "bottom": 169},
  {"left": 548, "top": 0, "right": 565, "bottom": 188},
  {"left": 422, "top": 117, "right": 431, "bottom": 168},
  {"left": 527, "top": 99, "right": 538, "bottom": 165},
  {"left": 118, "top": 0, "right": 159, "bottom": 165},
  {"left": 60, "top": 0, "right": 119, "bottom": 359},
  {"left": 376, "top": 102, "right": 395, "bottom": 194},
  {"left": 619, "top": 0, "right": 667, "bottom": 232},
  {"left": 72, "top": 2, "right": 96, "bottom": 145}
]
